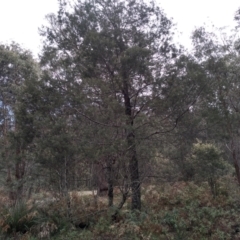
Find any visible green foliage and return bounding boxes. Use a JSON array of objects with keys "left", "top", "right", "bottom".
[
  {"left": 39, "top": 0, "right": 195, "bottom": 210},
  {"left": 191, "top": 142, "right": 228, "bottom": 197},
  {"left": 139, "top": 181, "right": 240, "bottom": 240},
  {"left": 0, "top": 43, "right": 41, "bottom": 203}
]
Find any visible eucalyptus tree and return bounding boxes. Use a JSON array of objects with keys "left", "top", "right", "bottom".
[
  {"left": 25, "top": 71, "right": 87, "bottom": 195},
  {"left": 0, "top": 43, "right": 39, "bottom": 200},
  {"left": 191, "top": 25, "right": 240, "bottom": 184},
  {"left": 39, "top": 0, "right": 204, "bottom": 210},
  {"left": 150, "top": 53, "right": 208, "bottom": 181}
]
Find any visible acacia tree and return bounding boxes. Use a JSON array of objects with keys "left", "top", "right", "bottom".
[{"left": 40, "top": 0, "right": 203, "bottom": 210}]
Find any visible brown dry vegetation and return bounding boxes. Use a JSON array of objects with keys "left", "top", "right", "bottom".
[{"left": 1, "top": 176, "right": 240, "bottom": 239}]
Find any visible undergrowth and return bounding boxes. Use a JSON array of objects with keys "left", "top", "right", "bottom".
[{"left": 1, "top": 176, "right": 240, "bottom": 239}]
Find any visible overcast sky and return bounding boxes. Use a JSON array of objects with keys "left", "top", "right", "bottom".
[{"left": 0, "top": 0, "right": 239, "bottom": 57}]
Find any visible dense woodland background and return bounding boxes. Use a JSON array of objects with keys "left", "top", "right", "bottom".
[{"left": 2, "top": 0, "right": 240, "bottom": 239}]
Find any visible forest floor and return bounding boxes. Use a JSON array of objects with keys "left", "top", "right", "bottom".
[{"left": 1, "top": 176, "right": 240, "bottom": 239}]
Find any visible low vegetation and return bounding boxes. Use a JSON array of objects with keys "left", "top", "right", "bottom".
[{"left": 0, "top": 176, "right": 240, "bottom": 239}]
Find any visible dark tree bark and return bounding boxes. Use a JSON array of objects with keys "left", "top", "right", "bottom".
[
  {"left": 231, "top": 141, "right": 240, "bottom": 185},
  {"left": 106, "top": 157, "right": 114, "bottom": 207},
  {"left": 123, "top": 79, "right": 141, "bottom": 211},
  {"left": 15, "top": 159, "right": 25, "bottom": 201}
]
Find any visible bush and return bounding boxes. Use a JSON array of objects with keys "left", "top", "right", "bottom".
[
  {"left": 0, "top": 200, "right": 37, "bottom": 235},
  {"left": 191, "top": 142, "right": 228, "bottom": 197}
]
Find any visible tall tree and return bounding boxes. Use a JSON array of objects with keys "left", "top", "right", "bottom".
[
  {"left": 191, "top": 25, "right": 240, "bottom": 184},
  {"left": 40, "top": 0, "right": 202, "bottom": 210},
  {"left": 0, "top": 43, "right": 39, "bottom": 200}
]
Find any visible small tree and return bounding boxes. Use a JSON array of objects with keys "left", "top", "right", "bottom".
[{"left": 191, "top": 142, "right": 227, "bottom": 197}]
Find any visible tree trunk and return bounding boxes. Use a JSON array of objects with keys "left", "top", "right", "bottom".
[
  {"left": 6, "top": 167, "right": 16, "bottom": 202},
  {"left": 94, "top": 162, "right": 108, "bottom": 196},
  {"left": 232, "top": 147, "right": 240, "bottom": 185},
  {"left": 127, "top": 133, "right": 141, "bottom": 210},
  {"left": 106, "top": 157, "right": 113, "bottom": 207},
  {"left": 123, "top": 79, "right": 141, "bottom": 211},
  {"left": 15, "top": 160, "right": 25, "bottom": 201}
]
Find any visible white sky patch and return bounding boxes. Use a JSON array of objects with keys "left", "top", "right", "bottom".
[
  {"left": 0, "top": 0, "right": 58, "bottom": 57},
  {"left": 0, "top": 0, "right": 239, "bottom": 57},
  {"left": 158, "top": 0, "right": 240, "bottom": 49}
]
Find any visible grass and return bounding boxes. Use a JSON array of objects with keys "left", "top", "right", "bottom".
[{"left": 0, "top": 200, "right": 37, "bottom": 239}]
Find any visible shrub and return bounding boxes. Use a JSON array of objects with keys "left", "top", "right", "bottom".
[
  {"left": 0, "top": 200, "right": 37, "bottom": 235},
  {"left": 191, "top": 142, "right": 229, "bottom": 197}
]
